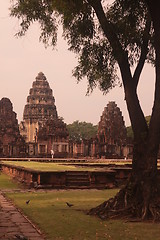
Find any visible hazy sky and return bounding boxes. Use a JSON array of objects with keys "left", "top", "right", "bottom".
[{"left": 0, "top": 1, "right": 155, "bottom": 127}]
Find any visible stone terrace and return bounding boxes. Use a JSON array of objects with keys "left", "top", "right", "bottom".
[{"left": 0, "top": 158, "right": 133, "bottom": 189}]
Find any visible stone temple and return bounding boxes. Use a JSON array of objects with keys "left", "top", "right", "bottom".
[
  {"left": 20, "top": 72, "right": 58, "bottom": 143},
  {"left": 20, "top": 72, "right": 69, "bottom": 156},
  {"left": 97, "top": 101, "right": 127, "bottom": 157},
  {"left": 0, "top": 98, "right": 25, "bottom": 156},
  {"left": 37, "top": 118, "right": 69, "bottom": 157},
  {"left": 0, "top": 73, "right": 132, "bottom": 158},
  {"left": 68, "top": 101, "right": 130, "bottom": 159}
]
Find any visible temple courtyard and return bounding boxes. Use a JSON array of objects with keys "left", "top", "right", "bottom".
[{"left": 0, "top": 160, "right": 160, "bottom": 239}]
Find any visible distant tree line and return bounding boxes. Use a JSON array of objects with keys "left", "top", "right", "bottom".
[
  {"left": 67, "top": 121, "right": 98, "bottom": 141},
  {"left": 68, "top": 118, "right": 153, "bottom": 142}
]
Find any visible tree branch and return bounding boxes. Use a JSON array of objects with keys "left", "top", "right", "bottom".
[
  {"left": 88, "top": 0, "right": 148, "bottom": 138},
  {"left": 87, "top": 0, "right": 132, "bottom": 87},
  {"left": 133, "top": 17, "right": 151, "bottom": 88}
]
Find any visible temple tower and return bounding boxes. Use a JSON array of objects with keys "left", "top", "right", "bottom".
[
  {"left": 97, "top": 101, "right": 127, "bottom": 157},
  {"left": 20, "top": 72, "right": 58, "bottom": 143},
  {"left": 0, "top": 98, "right": 25, "bottom": 156}
]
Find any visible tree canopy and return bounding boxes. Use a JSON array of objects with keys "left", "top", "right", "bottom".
[
  {"left": 10, "top": 0, "right": 153, "bottom": 93},
  {"left": 67, "top": 121, "right": 97, "bottom": 141}
]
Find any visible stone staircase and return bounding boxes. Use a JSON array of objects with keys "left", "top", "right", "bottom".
[{"left": 66, "top": 171, "right": 90, "bottom": 188}]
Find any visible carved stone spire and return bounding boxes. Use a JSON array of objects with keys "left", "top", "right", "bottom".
[
  {"left": 98, "top": 101, "right": 127, "bottom": 146},
  {"left": 21, "top": 72, "right": 58, "bottom": 142},
  {"left": 36, "top": 72, "right": 47, "bottom": 81}
]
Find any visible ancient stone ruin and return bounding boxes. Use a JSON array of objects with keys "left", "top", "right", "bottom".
[
  {"left": 37, "top": 118, "right": 69, "bottom": 157},
  {"left": 97, "top": 101, "right": 127, "bottom": 158},
  {"left": 0, "top": 73, "right": 131, "bottom": 159},
  {"left": 68, "top": 101, "right": 130, "bottom": 159},
  {"left": 0, "top": 97, "right": 25, "bottom": 156},
  {"left": 20, "top": 72, "right": 58, "bottom": 142},
  {"left": 19, "top": 72, "right": 69, "bottom": 156}
]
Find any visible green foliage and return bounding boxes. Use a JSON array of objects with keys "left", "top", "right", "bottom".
[
  {"left": 126, "top": 125, "right": 134, "bottom": 140},
  {"left": 107, "top": 0, "right": 154, "bottom": 65},
  {"left": 10, "top": 0, "right": 58, "bottom": 46},
  {"left": 10, "top": 0, "right": 154, "bottom": 94},
  {"left": 67, "top": 120, "right": 98, "bottom": 141},
  {"left": 145, "top": 115, "right": 151, "bottom": 125}
]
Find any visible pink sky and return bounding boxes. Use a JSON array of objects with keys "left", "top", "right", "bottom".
[{"left": 0, "top": 1, "right": 155, "bottom": 127}]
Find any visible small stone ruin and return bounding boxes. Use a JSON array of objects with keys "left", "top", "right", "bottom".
[
  {"left": 97, "top": 101, "right": 127, "bottom": 158},
  {"left": 0, "top": 97, "right": 25, "bottom": 156}
]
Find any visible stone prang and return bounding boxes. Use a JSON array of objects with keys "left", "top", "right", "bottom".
[
  {"left": 97, "top": 101, "right": 127, "bottom": 158},
  {"left": 20, "top": 72, "right": 58, "bottom": 142},
  {"left": 0, "top": 97, "right": 25, "bottom": 156},
  {"left": 98, "top": 101, "right": 127, "bottom": 145}
]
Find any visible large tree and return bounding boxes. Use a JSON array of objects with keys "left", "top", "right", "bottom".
[{"left": 10, "top": 0, "right": 160, "bottom": 220}]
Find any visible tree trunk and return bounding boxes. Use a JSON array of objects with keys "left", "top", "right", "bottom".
[
  {"left": 88, "top": 0, "right": 160, "bottom": 221},
  {"left": 89, "top": 141, "right": 159, "bottom": 220},
  {"left": 89, "top": 57, "right": 160, "bottom": 221}
]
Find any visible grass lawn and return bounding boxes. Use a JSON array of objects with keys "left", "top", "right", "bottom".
[
  {"left": 0, "top": 173, "right": 21, "bottom": 189},
  {"left": 6, "top": 189, "right": 160, "bottom": 240},
  {"left": 2, "top": 161, "right": 100, "bottom": 171},
  {"left": 1, "top": 160, "right": 132, "bottom": 172}
]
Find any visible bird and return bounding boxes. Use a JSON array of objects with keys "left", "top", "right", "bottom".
[
  {"left": 26, "top": 200, "right": 30, "bottom": 205},
  {"left": 66, "top": 202, "right": 74, "bottom": 207},
  {"left": 15, "top": 234, "right": 28, "bottom": 240}
]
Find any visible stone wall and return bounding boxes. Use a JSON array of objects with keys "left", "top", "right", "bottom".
[{"left": 0, "top": 163, "right": 132, "bottom": 189}]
